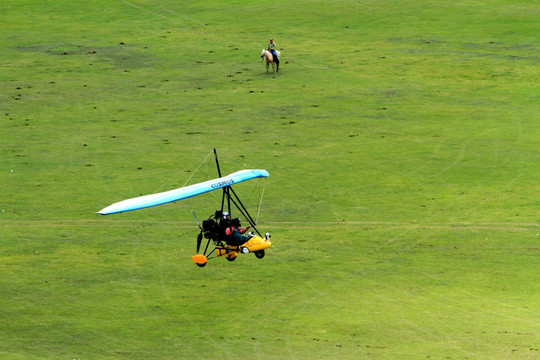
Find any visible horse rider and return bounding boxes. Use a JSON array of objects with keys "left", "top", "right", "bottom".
[{"left": 267, "top": 38, "right": 279, "bottom": 71}]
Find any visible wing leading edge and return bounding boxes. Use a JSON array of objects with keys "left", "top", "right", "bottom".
[{"left": 98, "top": 169, "right": 269, "bottom": 215}]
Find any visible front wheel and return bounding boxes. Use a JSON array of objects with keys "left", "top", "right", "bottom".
[
  {"left": 254, "top": 250, "right": 265, "bottom": 259},
  {"left": 226, "top": 255, "right": 237, "bottom": 262}
]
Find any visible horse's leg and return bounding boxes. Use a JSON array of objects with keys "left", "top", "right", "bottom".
[{"left": 266, "top": 60, "right": 269, "bottom": 73}]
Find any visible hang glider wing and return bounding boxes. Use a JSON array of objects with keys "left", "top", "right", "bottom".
[{"left": 98, "top": 169, "right": 269, "bottom": 215}]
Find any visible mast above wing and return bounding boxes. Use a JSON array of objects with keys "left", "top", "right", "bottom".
[{"left": 98, "top": 169, "right": 269, "bottom": 215}]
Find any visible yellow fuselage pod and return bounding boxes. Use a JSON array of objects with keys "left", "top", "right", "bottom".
[
  {"left": 244, "top": 235, "right": 272, "bottom": 252},
  {"left": 215, "top": 235, "right": 272, "bottom": 258}
]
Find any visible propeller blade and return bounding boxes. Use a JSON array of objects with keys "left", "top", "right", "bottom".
[
  {"left": 196, "top": 232, "right": 203, "bottom": 253},
  {"left": 191, "top": 210, "right": 202, "bottom": 230}
]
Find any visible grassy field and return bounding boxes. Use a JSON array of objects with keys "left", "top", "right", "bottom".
[{"left": 1, "top": 0, "right": 539, "bottom": 359}]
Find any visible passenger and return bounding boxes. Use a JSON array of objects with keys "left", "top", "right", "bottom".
[{"left": 225, "top": 218, "right": 253, "bottom": 246}]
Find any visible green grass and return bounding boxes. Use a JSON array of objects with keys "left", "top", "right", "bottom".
[{"left": 1, "top": 0, "right": 539, "bottom": 359}]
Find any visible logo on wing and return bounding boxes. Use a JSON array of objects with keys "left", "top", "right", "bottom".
[{"left": 211, "top": 179, "right": 234, "bottom": 189}]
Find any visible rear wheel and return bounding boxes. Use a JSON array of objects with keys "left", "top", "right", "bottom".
[
  {"left": 254, "top": 250, "right": 265, "bottom": 259},
  {"left": 196, "top": 262, "right": 207, "bottom": 268},
  {"left": 226, "top": 255, "right": 237, "bottom": 262}
]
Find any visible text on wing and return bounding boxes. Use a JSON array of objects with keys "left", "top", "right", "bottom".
[{"left": 211, "top": 179, "right": 234, "bottom": 189}]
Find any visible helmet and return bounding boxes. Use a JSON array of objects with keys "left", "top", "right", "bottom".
[{"left": 231, "top": 218, "right": 241, "bottom": 227}]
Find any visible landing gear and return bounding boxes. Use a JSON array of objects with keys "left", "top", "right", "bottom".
[{"left": 254, "top": 250, "right": 265, "bottom": 259}]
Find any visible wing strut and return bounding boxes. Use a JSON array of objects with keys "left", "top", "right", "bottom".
[
  {"left": 215, "top": 148, "right": 232, "bottom": 216},
  {"left": 214, "top": 148, "right": 226, "bottom": 214},
  {"left": 213, "top": 148, "right": 263, "bottom": 237},
  {"left": 228, "top": 186, "right": 262, "bottom": 237}
]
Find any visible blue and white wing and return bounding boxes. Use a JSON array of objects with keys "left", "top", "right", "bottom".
[{"left": 98, "top": 169, "right": 269, "bottom": 215}]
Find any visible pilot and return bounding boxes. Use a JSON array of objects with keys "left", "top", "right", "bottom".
[
  {"left": 225, "top": 218, "right": 253, "bottom": 246},
  {"left": 215, "top": 211, "right": 230, "bottom": 240},
  {"left": 219, "top": 211, "right": 231, "bottom": 228}
]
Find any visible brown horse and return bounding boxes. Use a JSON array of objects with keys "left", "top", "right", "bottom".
[{"left": 261, "top": 49, "right": 280, "bottom": 73}]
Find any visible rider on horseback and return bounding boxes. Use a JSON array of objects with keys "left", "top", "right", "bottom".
[{"left": 267, "top": 38, "right": 279, "bottom": 71}]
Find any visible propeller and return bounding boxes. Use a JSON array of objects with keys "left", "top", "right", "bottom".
[
  {"left": 192, "top": 210, "right": 204, "bottom": 253},
  {"left": 196, "top": 232, "right": 203, "bottom": 253}
]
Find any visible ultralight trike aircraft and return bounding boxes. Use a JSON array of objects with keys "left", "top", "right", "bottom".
[{"left": 98, "top": 149, "right": 272, "bottom": 267}]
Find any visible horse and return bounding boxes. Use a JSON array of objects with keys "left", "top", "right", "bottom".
[{"left": 261, "top": 49, "right": 280, "bottom": 73}]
